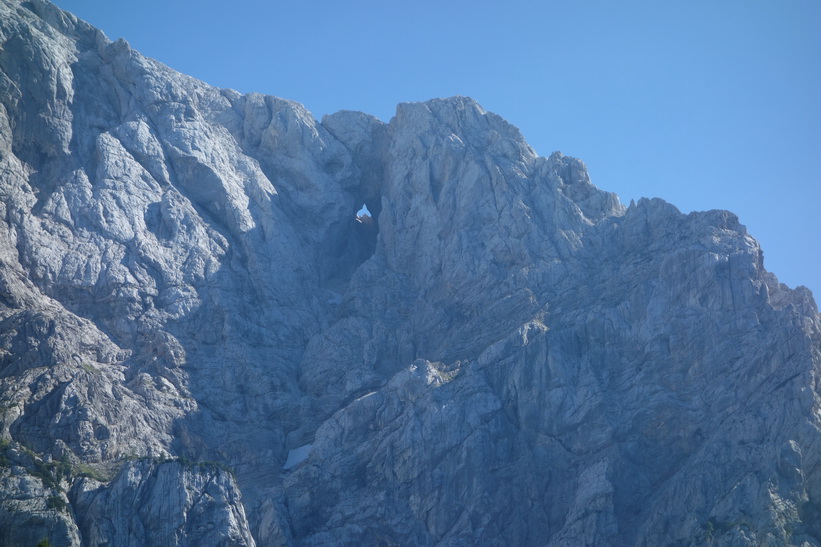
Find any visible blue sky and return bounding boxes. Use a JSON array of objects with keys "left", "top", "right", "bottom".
[{"left": 54, "top": 0, "right": 821, "bottom": 297}]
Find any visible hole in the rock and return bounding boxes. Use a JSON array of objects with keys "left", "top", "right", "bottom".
[
  {"left": 356, "top": 203, "right": 372, "bottom": 222},
  {"left": 354, "top": 203, "right": 377, "bottom": 252},
  {"left": 353, "top": 201, "right": 378, "bottom": 267},
  {"left": 323, "top": 202, "right": 380, "bottom": 284}
]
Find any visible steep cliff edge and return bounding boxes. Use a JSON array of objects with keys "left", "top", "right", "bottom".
[{"left": 1, "top": 1, "right": 820, "bottom": 545}]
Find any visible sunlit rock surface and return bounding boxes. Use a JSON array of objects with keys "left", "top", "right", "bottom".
[{"left": 1, "top": 0, "right": 820, "bottom": 544}]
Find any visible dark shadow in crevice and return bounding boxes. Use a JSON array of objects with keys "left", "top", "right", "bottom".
[
  {"left": 323, "top": 201, "right": 380, "bottom": 287},
  {"left": 354, "top": 202, "right": 378, "bottom": 256}
]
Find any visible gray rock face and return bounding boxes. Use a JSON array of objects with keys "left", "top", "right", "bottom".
[
  {"left": 1, "top": 0, "right": 820, "bottom": 545},
  {"left": 0, "top": 443, "right": 81, "bottom": 547},
  {"left": 72, "top": 459, "right": 254, "bottom": 546}
]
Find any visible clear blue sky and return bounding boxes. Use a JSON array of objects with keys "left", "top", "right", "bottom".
[{"left": 53, "top": 0, "right": 821, "bottom": 298}]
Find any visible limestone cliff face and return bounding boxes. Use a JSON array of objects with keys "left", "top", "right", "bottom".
[{"left": 1, "top": 1, "right": 820, "bottom": 545}]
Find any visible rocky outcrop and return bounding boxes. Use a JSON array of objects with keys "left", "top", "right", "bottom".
[
  {"left": 72, "top": 459, "right": 254, "bottom": 546},
  {"left": 1, "top": 0, "right": 820, "bottom": 545},
  {"left": 0, "top": 440, "right": 81, "bottom": 547}
]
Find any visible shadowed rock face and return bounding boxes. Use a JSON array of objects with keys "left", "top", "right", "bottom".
[{"left": 1, "top": 1, "right": 820, "bottom": 545}]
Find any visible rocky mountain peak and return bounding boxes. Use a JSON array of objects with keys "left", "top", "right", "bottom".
[{"left": 1, "top": 1, "right": 820, "bottom": 545}]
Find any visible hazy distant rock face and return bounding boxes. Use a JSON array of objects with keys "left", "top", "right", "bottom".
[{"left": 1, "top": 0, "right": 821, "bottom": 545}]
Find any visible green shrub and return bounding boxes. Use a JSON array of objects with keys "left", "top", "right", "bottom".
[
  {"left": 75, "top": 463, "right": 109, "bottom": 482},
  {"left": 46, "top": 495, "right": 66, "bottom": 512}
]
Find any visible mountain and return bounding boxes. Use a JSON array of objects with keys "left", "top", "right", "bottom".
[{"left": 1, "top": 1, "right": 820, "bottom": 545}]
